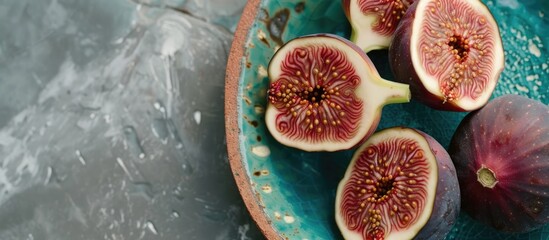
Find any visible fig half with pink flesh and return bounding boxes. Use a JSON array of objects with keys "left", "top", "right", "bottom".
[
  {"left": 265, "top": 34, "right": 410, "bottom": 152},
  {"left": 336, "top": 127, "right": 460, "bottom": 239},
  {"left": 343, "top": 0, "right": 414, "bottom": 52},
  {"left": 449, "top": 94, "right": 549, "bottom": 232},
  {"left": 389, "top": 0, "right": 504, "bottom": 111}
]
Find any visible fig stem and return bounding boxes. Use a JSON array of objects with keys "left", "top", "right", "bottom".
[
  {"left": 477, "top": 165, "right": 498, "bottom": 189},
  {"left": 375, "top": 78, "right": 411, "bottom": 105}
]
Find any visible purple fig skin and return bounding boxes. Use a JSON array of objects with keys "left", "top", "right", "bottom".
[
  {"left": 388, "top": 2, "right": 452, "bottom": 110},
  {"left": 388, "top": 0, "right": 503, "bottom": 112},
  {"left": 388, "top": 1, "right": 464, "bottom": 112},
  {"left": 449, "top": 94, "right": 549, "bottom": 232},
  {"left": 414, "top": 129, "right": 461, "bottom": 239},
  {"left": 335, "top": 127, "right": 460, "bottom": 239},
  {"left": 342, "top": 0, "right": 351, "bottom": 19}
]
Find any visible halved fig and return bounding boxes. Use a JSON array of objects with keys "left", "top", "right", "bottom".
[
  {"left": 389, "top": 0, "right": 504, "bottom": 111},
  {"left": 343, "top": 0, "right": 414, "bottom": 52},
  {"left": 336, "top": 127, "right": 460, "bottom": 239},
  {"left": 449, "top": 94, "right": 549, "bottom": 232},
  {"left": 265, "top": 34, "right": 411, "bottom": 152}
]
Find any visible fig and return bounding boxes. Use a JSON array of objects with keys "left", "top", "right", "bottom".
[
  {"left": 336, "top": 127, "right": 460, "bottom": 239},
  {"left": 449, "top": 94, "right": 549, "bottom": 232},
  {"left": 265, "top": 34, "right": 410, "bottom": 152},
  {"left": 389, "top": 0, "right": 504, "bottom": 111},
  {"left": 342, "top": 0, "right": 414, "bottom": 52}
]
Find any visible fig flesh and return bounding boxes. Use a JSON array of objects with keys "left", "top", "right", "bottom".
[
  {"left": 336, "top": 127, "right": 460, "bottom": 239},
  {"left": 265, "top": 34, "right": 410, "bottom": 152},
  {"left": 389, "top": 0, "right": 504, "bottom": 111},
  {"left": 343, "top": 0, "right": 414, "bottom": 52},
  {"left": 449, "top": 94, "right": 549, "bottom": 232}
]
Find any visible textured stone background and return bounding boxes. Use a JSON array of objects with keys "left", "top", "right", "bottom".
[{"left": 0, "top": 0, "right": 264, "bottom": 239}]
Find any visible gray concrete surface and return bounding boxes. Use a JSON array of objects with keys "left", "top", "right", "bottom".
[{"left": 0, "top": 0, "right": 263, "bottom": 239}]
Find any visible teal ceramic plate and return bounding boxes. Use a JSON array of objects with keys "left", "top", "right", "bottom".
[{"left": 225, "top": 0, "right": 549, "bottom": 239}]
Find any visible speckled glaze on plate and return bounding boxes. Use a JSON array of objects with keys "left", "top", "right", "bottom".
[{"left": 225, "top": 0, "right": 549, "bottom": 239}]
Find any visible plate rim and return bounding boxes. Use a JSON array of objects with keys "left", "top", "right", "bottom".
[{"left": 224, "top": 0, "right": 281, "bottom": 239}]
